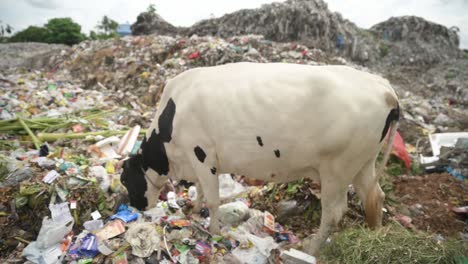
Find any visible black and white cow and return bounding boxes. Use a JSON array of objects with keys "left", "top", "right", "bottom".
[{"left": 120, "top": 62, "right": 399, "bottom": 254}]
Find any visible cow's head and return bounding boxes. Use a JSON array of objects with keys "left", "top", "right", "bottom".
[
  {"left": 120, "top": 154, "right": 148, "bottom": 210},
  {"left": 120, "top": 98, "right": 176, "bottom": 211}
]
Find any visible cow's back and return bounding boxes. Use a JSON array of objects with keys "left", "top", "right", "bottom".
[{"left": 156, "top": 62, "right": 397, "bottom": 181}]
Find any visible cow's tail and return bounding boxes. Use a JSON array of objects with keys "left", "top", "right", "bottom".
[
  {"left": 378, "top": 119, "right": 399, "bottom": 178},
  {"left": 365, "top": 105, "right": 399, "bottom": 228}
]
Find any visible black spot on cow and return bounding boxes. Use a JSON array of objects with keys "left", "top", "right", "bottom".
[
  {"left": 140, "top": 98, "right": 176, "bottom": 176},
  {"left": 211, "top": 167, "right": 217, "bottom": 175},
  {"left": 380, "top": 103, "right": 400, "bottom": 142},
  {"left": 256, "top": 136, "right": 264, "bottom": 146},
  {"left": 194, "top": 146, "right": 206, "bottom": 163},
  {"left": 274, "top": 149, "right": 280, "bottom": 158},
  {"left": 120, "top": 154, "right": 148, "bottom": 210},
  {"left": 271, "top": 173, "right": 276, "bottom": 178}
]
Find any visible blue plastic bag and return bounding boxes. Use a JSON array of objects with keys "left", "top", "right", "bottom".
[
  {"left": 109, "top": 204, "right": 139, "bottom": 223},
  {"left": 69, "top": 233, "right": 99, "bottom": 259}
]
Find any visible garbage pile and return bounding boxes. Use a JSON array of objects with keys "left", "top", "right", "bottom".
[
  {"left": 0, "top": 71, "right": 321, "bottom": 263},
  {"left": 49, "top": 34, "right": 344, "bottom": 105},
  {"left": 132, "top": 0, "right": 379, "bottom": 63},
  {"left": 370, "top": 16, "right": 461, "bottom": 66},
  {"left": 419, "top": 132, "right": 468, "bottom": 180},
  {"left": 0, "top": 43, "right": 68, "bottom": 71}
]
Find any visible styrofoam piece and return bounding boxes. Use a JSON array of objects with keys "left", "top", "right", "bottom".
[{"left": 420, "top": 132, "right": 468, "bottom": 164}]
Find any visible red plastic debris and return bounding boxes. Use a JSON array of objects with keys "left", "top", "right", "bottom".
[
  {"left": 395, "top": 214, "right": 413, "bottom": 228},
  {"left": 188, "top": 51, "right": 201, "bottom": 59},
  {"left": 389, "top": 131, "right": 412, "bottom": 172}
]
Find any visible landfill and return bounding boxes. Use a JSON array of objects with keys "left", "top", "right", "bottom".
[
  {"left": 1, "top": 21, "right": 467, "bottom": 264},
  {"left": 0, "top": 58, "right": 319, "bottom": 263}
]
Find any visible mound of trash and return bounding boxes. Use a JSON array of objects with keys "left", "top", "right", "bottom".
[
  {"left": 0, "top": 43, "right": 68, "bottom": 71},
  {"left": 131, "top": 0, "right": 379, "bottom": 63},
  {"left": 44, "top": 34, "right": 339, "bottom": 106},
  {"left": 0, "top": 68, "right": 326, "bottom": 263},
  {"left": 371, "top": 16, "right": 462, "bottom": 66},
  {"left": 131, "top": 12, "right": 178, "bottom": 37}
]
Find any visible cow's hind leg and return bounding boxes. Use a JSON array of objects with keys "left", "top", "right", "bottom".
[
  {"left": 304, "top": 167, "right": 349, "bottom": 255},
  {"left": 353, "top": 158, "right": 385, "bottom": 228}
]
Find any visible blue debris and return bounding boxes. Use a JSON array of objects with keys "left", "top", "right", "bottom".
[{"left": 109, "top": 204, "right": 139, "bottom": 223}]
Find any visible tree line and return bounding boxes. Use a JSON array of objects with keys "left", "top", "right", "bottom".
[
  {"left": 1, "top": 4, "right": 158, "bottom": 46},
  {"left": 0, "top": 15, "right": 122, "bottom": 46}
]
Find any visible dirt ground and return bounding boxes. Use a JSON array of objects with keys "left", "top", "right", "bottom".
[
  {"left": 249, "top": 173, "right": 467, "bottom": 239},
  {"left": 392, "top": 173, "right": 468, "bottom": 237}
]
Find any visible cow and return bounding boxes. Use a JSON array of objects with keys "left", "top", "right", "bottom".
[{"left": 120, "top": 62, "right": 399, "bottom": 254}]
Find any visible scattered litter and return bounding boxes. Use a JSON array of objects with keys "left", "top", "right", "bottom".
[
  {"left": 83, "top": 220, "right": 104, "bottom": 231},
  {"left": 125, "top": 222, "right": 160, "bottom": 257},
  {"left": 43, "top": 170, "right": 60, "bottom": 184},
  {"left": 96, "top": 220, "right": 126, "bottom": 240},
  {"left": 219, "top": 201, "right": 250, "bottom": 226},
  {"left": 219, "top": 174, "right": 248, "bottom": 201},
  {"left": 110, "top": 204, "right": 139, "bottom": 223},
  {"left": 91, "top": 210, "right": 102, "bottom": 220},
  {"left": 281, "top": 248, "right": 317, "bottom": 264}
]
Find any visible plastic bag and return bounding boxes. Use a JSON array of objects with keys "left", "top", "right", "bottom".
[
  {"left": 219, "top": 174, "right": 247, "bottom": 200},
  {"left": 110, "top": 204, "right": 139, "bottom": 223},
  {"left": 219, "top": 201, "right": 250, "bottom": 226}
]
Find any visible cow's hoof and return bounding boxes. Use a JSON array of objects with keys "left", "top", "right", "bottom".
[{"left": 302, "top": 237, "right": 320, "bottom": 256}]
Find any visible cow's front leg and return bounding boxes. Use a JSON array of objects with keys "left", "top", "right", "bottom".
[
  {"left": 144, "top": 175, "right": 168, "bottom": 209},
  {"left": 304, "top": 176, "right": 348, "bottom": 256},
  {"left": 192, "top": 182, "right": 205, "bottom": 213}
]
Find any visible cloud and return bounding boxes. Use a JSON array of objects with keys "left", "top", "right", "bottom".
[{"left": 24, "top": 0, "right": 60, "bottom": 10}]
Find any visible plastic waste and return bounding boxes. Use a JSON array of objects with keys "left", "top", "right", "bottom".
[
  {"left": 36, "top": 217, "right": 74, "bottom": 249},
  {"left": 37, "top": 157, "right": 56, "bottom": 169},
  {"left": 96, "top": 220, "right": 126, "bottom": 240},
  {"left": 110, "top": 204, "right": 139, "bottom": 223},
  {"left": 78, "top": 233, "right": 99, "bottom": 258},
  {"left": 143, "top": 207, "right": 167, "bottom": 222},
  {"left": 188, "top": 185, "right": 197, "bottom": 201},
  {"left": 125, "top": 222, "right": 160, "bottom": 257},
  {"left": 231, "top": 233, "right": 278, "bottom": 264},
  {"left": 117, "top": 125, "right": 140, "bottom": 156},
  {"left": 83, "top": 219, "right": 104, "bottom": 231},
  {"left": 219, "top": 174, "right": 247, "bottom": 200},
  {"left": 89, "top": 136, "right": 121, "bottom": 160},
  {"left": 97, "top": 240, "right": 114, "bottom": 255},
  {"left": 219, "top": 201, "right": 250, "bottom": 226},
  {"left": 39, "top": 144, "right": 49, "bottom": 157},
  {"left": 1, "top": 167, "right": 34, "bottom": 187},
  {"left": 23, "top": 242, "right": 63, "bottom": 264},
  {"left": 420, "top": 132, "right": 468, "bottom": 164},
  {"left": 49, "top": 202, "right": 73, "bottom": 223},
  {"left": 167, "top": 191, "right": 180, "bottom": 209},
  {"left": 88, "top": 165, "right": 110, "bottom": 192},
  {"left": 43, "top": 170, "right": 60, "bottom": 184},
  {"left": 280, "top": 248, "right": 317, "bottom": 264}
]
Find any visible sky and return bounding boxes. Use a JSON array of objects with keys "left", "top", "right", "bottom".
[{"left": 1, "top": 0, "right": 467, "bottom": 48}]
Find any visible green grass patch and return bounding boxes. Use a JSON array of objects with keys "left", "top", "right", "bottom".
[{"left": 321, "top": 223, "right": 467, "bottom": 264}]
